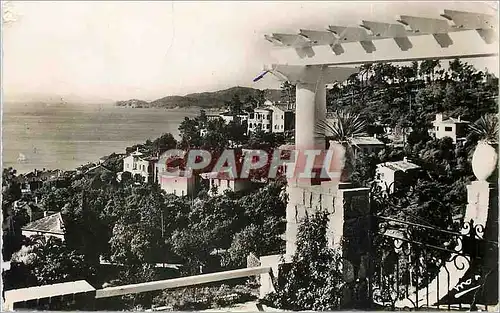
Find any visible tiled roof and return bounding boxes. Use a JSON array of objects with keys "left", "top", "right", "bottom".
[
  {"left": 270, "top": 105, "right": 293, "bottom": 112},
  {"left": 446, "top": 117, "right": 469, "bottom": 123},
  {"left": 22, "top": 212, "right": 65, "bottom": 235},
  {"left": 378, "top": 160, "right": 420, "bottom": 172},
  {"left": 200, "top": 169, "right": 238, "bottom": 180},
  {"left": 130, "top": 150, "right": 143, "bottom": 157},
  {"left": 161, "top": 169, "right": 193, "bottom": 177},
  {"left": 254, "top": 107, "right": 273, "bottom": 112},
  {"left": 351, "top": 137, "right": 385, "bottom": 146}
]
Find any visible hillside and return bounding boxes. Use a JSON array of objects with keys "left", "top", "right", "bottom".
[{"left": 115, "top": 86, "right": 281, "bottom": 109}]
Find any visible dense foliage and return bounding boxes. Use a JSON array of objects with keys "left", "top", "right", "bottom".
[
  {"left": 3, "top": 59, "right": 498, "bottom": 310},
  {"left": 264, "top": 211, "right": 345, "bottom": 311}
]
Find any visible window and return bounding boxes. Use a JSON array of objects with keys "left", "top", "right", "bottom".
[
  {"left": 445, "top": 126, "right": 452, "bottom": 132},
  {"left": 282, "top": 114, "right": 284, "bottom": 119},
  {"left": 250, "top": 113, "right": 254, "bottom": 119},
  {"left": 275, "top": 125, "right": 277, "bottom": 129},
  {"left": 281, "top": 125, "right": 283, "bottom": 129},
  {"left": 435, "top": 126, "right": 439, "bottom": 131},
  {"left": 266, "top": 124, "right": 270, "bottom": 129}
]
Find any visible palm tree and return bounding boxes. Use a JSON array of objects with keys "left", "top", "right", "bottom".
[
  {"left": 469, "top": 113, "right": 498, "bottom": 145},
  {"left": 315, "top": 110, "right": 368, "bottom": 182}
]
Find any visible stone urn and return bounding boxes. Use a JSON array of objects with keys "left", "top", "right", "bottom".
[
  {"left": 329, "top": 140, "right": 352, "bottom": 183},
  {"left": 471, "top": 140, "right": 498, "bottom": 182}
]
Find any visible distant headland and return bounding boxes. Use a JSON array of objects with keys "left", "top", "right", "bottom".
[{"left": 115, "top": 86, "right": 281, "bottom": 109}]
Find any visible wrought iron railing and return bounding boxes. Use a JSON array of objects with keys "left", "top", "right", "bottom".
[{"left": 368, "top": 216, "right": 498, "bottom": 311}]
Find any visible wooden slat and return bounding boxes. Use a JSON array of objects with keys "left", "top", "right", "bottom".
[
  {"left": 268, "top": 30, "right": 498, "bottom": 66},
  {"left": 95, "top": 266, "right": 272, "bottom": 298}
]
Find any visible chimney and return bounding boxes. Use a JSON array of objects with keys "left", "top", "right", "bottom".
[
  {"left": 457, "top": 116, "right": 461, "bottom": 122},
  {"left": 403, "top": 156, "right": 408, "bottom": 162},
  {"left": 436, "top": 113, "right": 443, "bottom": 122}
]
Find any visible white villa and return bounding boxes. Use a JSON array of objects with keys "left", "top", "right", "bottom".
[
  {"left": 376, "top": 157, "right": 421, "bottom": 193},
  {"left": 122, "top": 149, "right": 156, "bottom": 183},
  {"left": 158, "top": 169, "right": 198, "bottom": 197},
  {"left": 200, "top": 169, "right": 254, "bottom": 196},
  {"left": 247, "top": 101, "right": 295, "bottom": 134},
  {"left": 248, "top": 107, "right": 274, "bottom": 133},
  {"left": 430, "top": 113, "right": 469, "bottom": 144}
]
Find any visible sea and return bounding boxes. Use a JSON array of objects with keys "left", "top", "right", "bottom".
[{"left": 2, "top": 102, "right": 200, "bottom": 174}]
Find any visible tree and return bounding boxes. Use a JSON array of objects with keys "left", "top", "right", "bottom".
[
  {"left": 227, "top": 94, "right": 243, "bottom": 115},
  {"left": 280, "top": 81, "right": 296, "bottom": 107},
  {"left": 226, "top": 120, "right": 248, "bottom": 147},
  {"left": 178, "top": 117, "right": 203, "bottom": 149},
  {"left": 108, "top": 185, "right": 170, "bottom": 266},
  {"left": 121, "top": 171, "right": 133, "bottom": 185},
  {"left": 152, "top": 133, "right": 177, "bottom": 154},
  {"left": 227, "top": 220, "right": 283, "bottom": 268},
  {"left": 10, "top": 237, "right": 95, "bottom": 287},
  {"left": 2, "top": 167, "right": 21, "bottom": 204},
  {"left": 264, "top": 211, "right": 345, "bottom": 311},
  {"left": 468, "top": 113, "right": 499, "bottom": 145},
  {"left": 202, "top": 118, "right": 230, "bottom": 152}
]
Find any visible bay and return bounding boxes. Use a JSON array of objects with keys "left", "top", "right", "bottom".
[{"left": 2, "top": 103, "right": 200, "bottom": 174}]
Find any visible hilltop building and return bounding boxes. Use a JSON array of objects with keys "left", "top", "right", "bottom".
[
  {"left": 21, "top": 212, "right": 66, "bottom": 242},
  {"left": 122, "top": 149, "right": 156, "bottom": 183},
  {"left": 375, "top": 157, "right": 421, "bottom": 193},
  {"left": 247, "top": 101, "right": 295, "bottom": 134},
  {"left": 430, "top": 113, "right": 469, "bottom": 144},
  {"left": 158, "top": 169, "right": 198, "bottom": 197},
  {"left": 248, "top": 107, "right": 273, "bottom": 133},
  {"left": 350, "top": 136, "right": 385, "bottom": 156},
  {"left": 200, "top": 169, "right": 254, "bottom": 196}
]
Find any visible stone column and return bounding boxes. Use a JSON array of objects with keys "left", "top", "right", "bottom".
[
  {"left": 285, "top": 82, "right": 316, "bottom": 258},
  {"left": 314, "top": 75, "right": 327, "bottom": 148},
  {"left": 285, "top": 75, "right": 328, "bottom": 258},
  {"left": 295, "top": 82, "right": 317, "bottom": 150}
]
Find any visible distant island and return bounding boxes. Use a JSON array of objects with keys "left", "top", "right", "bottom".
[{"left": 115, "top": 86, "right": 282, "bottom": 109}]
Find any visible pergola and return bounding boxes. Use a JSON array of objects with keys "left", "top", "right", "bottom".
[
  {"left": 255, "top": 5, "right": 498, "bottom": 309},
  {"left": 256, "top": 8, "right": 498, "bottom": 151}
]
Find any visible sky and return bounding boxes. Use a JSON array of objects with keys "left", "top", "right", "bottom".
[{"left": 2, "top": 1, "right": 498, "bottom": 102}]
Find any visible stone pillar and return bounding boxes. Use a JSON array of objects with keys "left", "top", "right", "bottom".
[
  {"left": 465, "top": 180, "right": 495, "bottom": 229},
  {"left": 286, "top": 76, "right": 327, "bottom": 258},
  {"left": 332, "top": 184, "right": 371, "bottom": 309},
  {"left": 314, "top": 77, "right": 327, "bottom": 148},
  {"left": 295, "top": 83, "right": 317, "bottom": 150}
]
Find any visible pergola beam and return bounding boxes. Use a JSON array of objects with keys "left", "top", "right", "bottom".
[
  {"left": 264, "top": 8, "right": 498, "bottom": 58},
  {"left": 263, "top": 64, "right": 359, "bottom": 84},
  {"left": 266, "top": 29, "right": 497, "bottom": 67}
]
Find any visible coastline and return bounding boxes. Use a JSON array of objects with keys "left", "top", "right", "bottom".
[{"left": 114, "top": 105, "right": 225, "bottom": 113}]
